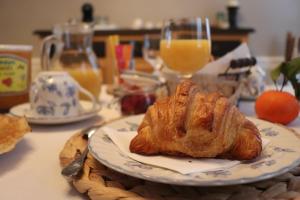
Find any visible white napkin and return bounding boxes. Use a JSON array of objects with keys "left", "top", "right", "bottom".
[
  {"left": 200, "top": 43, "right": 252, "bottom": 75},
  {"left": 102, "top": 127, "right": 269, "bottom": 175},
  {"left": 197, "top": 43, "right": 266, "bottom": 98}
]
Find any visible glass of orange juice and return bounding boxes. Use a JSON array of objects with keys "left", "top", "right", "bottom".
[{"left": 160, "top": 17, "right": 211, "bottom": 79}]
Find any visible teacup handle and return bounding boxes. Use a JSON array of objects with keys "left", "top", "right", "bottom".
[{"left": 75, "top": 82, "right": 97, "bottom": 113}]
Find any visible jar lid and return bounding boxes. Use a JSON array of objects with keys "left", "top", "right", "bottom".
[{"left": 0, "top": 44, "right": 33, "bottom": 51}]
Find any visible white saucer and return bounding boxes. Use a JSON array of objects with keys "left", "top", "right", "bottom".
[{"left": 10, "top": 101, "right": 102, "bottom": 125}]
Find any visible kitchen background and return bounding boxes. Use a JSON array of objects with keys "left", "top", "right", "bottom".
[{"left": 0, "top": 0, "right": 299, "bottom": 57}]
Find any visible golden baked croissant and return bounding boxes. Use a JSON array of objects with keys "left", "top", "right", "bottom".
[{"left": 130, "top": 80, "right": 262, "bottom": 160}]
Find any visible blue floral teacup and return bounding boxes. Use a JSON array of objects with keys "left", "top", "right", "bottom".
[{"left": 29, "top": 71, "right": 96, "bottom": 118}]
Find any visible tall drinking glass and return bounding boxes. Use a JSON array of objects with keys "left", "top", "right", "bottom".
[{"left": 160, "top": 17, "right": 211, "bottom": 79}]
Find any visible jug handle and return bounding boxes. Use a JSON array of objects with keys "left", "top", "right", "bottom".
[{"left": 41, "top": 35, "right": 63, "bottom": 70}]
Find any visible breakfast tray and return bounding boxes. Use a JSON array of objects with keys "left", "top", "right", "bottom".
[{"left": 59, "top": 131, "right": 300, "bottom": 200}]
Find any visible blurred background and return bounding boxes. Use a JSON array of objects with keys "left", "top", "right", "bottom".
[{"left": 0, "top": 0, "right": 300, "bottom": 57}]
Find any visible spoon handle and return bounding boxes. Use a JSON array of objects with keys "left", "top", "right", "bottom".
[
  {"left": 61, "top": 116, "right": 125, "bottom": 178},
  {"left": 61, "top": 147, "right": 89, "bottom": 178}
]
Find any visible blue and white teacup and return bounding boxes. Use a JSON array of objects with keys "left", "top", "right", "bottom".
[{"left": 29, "top": 71, "right": 96, "bottom": 118}]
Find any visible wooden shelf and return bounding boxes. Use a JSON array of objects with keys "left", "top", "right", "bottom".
[{"left": 33, "top": 26, "right": 255, "bottom": 58}]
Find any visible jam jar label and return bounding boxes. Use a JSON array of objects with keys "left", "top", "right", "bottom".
[{"left": 0, "top": 54, "right": 28, "bottom": 93}]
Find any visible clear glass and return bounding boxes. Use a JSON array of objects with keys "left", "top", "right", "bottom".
[
  {"left": 160, "top": 17, "right": 211, "bottom": 79},
  {"left": 143, "top": 35, "right": 163, "bottom": 71},
  {"left": 41, "top": 22, "right": 102, "bottom": 101}
]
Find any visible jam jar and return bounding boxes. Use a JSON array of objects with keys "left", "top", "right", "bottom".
[
  {"left": 0, "top": 45, "right": 32, "bottom": 112},
  {"left": 117, "top": 71, "right": 168, "bottom": 115}
]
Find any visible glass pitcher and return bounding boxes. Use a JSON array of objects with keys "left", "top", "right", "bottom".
[{"left": 41, "top": 22, "right": 102, "bottom": 101}]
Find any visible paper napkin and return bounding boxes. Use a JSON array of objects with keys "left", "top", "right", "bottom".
[
  {"left": 199, "top": 42, "right": 252, "bottom": 75},
  {"left": 102, "top": 127, "right": 269, "bottom": 175}
]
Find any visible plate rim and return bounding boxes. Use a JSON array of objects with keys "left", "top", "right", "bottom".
[
  {"left": 9, "top": 101, "right": 101, "bottom": 125},
  {"left": 88, "top": 115, "right": 300, "bottom": 186}
]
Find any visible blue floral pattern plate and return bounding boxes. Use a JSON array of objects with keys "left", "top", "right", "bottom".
[
  {"left": 88, "top": 115, "right": 300, "bottom": 186},
  {"left": 10, "top": 101, "right": 101, "bottom": 125}
]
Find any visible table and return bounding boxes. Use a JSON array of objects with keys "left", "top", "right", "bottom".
[{"left": 0, "top": 87, "right": 299, "bottom": 200}]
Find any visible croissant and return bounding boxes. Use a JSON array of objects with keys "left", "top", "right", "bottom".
[{"left": 130, "top": 80, "right": 262, "bottom": 160}]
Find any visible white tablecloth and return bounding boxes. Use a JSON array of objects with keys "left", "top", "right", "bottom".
[{"left": 0, "top": 87, "right": 300, "bottom": 200}]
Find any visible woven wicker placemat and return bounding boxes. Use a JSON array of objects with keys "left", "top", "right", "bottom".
[{"left": 59, "top": 132, "right": 300, "bottom": 200}]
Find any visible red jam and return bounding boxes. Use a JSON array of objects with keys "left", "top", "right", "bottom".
[{"left": 120, "top": 93, "right": 156, "bottom": 115}]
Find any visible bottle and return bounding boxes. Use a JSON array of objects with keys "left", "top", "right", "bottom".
[
  {"left": 227, "top": 0, "right": 240, "bottom": 29},
  {"left": 82, "top": 3, "right": 94, "bottom": 23},
  {"left": 0, "top": 45, "right": 32, "bottom": 112}
]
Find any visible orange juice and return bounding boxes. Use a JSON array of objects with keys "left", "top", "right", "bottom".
[
  {"left": 66, "top": 67, "right": 102, "bottom": 100},
  {"left": 54, "top": 63, "right": 102, "bottom": 100},
  {"left": 160, "top": 39, "right": 211, "bottom": 75}
]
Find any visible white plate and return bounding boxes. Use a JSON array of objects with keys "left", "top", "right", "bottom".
[
  {"left": 10, "top": 101, "right": 101, "bottom": 125},
  {"left": 89, "top": 115, "right": 300, "bottom": 186}
]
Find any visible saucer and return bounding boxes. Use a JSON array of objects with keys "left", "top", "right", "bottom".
[{"left": 10, "top": 101, "right": 102, "bottom": 125}]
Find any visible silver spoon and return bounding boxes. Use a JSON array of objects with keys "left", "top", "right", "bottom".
[
  {"left": 61, "top": 117, "right": 124, "bottom": 178},
  {"left": 61, "top": 124, "right": 101, "bottom": 178}
]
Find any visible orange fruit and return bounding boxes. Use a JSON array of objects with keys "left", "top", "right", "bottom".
[{"left": 255, "top": 90, "right": 299, "bottom": 125}]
